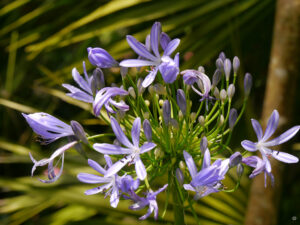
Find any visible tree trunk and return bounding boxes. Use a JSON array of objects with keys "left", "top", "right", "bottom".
[{"left": 244, "top": 0, "right": 300, "bottom": 225}]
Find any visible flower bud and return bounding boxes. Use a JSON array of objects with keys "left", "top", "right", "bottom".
[
  {"left": 71, "top": 120, "right": 88, "bottom": 144},
  {"left": 154, "top": 148, "right": 164, "bottom": 159},
  {"left": 200, "top": 136, "right": 208, "bottom": 154},
  {"left": 137, "top": 78, "right": 145, "bottom": 94},
  {"left": 159, "top": 99, "right": 164, "bottom": 106},
  {"left": 237, "top": 164, "right": 244, "bottom": 178},
  {"left": 145, "top": 100, "right": 150, "bottom": 107},
  {"left": 190, "top": 112, "right": 197, "bottom": 123},
  {"left": 128, "top": 87, "right": 136, "bottom": 99},
  {"left": 87, "top": 47, "right": 118, "bottom": 68},
  {"left": 229, "top": 108, "right": 238, "bottom": 130},
  {"left": 212, "top": 69, "right": 222, "bottom": 87},
  {"left": 219, "top": 115, "right": 224, "bottom": 126},
  {"left": 198, "top": 115, "right": 205, "bottom": 126},
  {"left": 120, "top": 67, "right": 128, "bottom": 77},
  {"left": 216, "top": 58, "right": 224, "bottom": 71},
  {"left": 178, "top": 111, "right": 183, "bottom": 119},
  {"left": 163, "top": 100, "right": 171, "bottom": 125},
  {"left": 224, "top": 58, "right": 231, "bottom": 81},
  {"left": 113, "top": 139, "right": 121, "bottom": 146},
  {"left": 91, "top": 68, "right": 105, "bottom": 94},
  {"left": 227, "top": 84, "right": 235, "bottom": 100},
  {"left": 116, "top": 110, "right": 125, "bottom": 121},
  {"left": 220, "top": 89, "right": 227, "bottom": 103},
  {"left": 213, "top": 87, "right": 220, "bottom": 99},
  {"left": 143, "top": 112, "right": 150, "bottom": 120},
  {"left": 244, "top": 73, "right": 252, "bottom": 96},
  {"left": 229, "top": 152, "right": 242, "bottom": 167},
  {"left": 198, "top": 66, "right": 205, "bottom": 73},
  {"left": 179, "top": 161, "right": 185, "bottom": 171},
  {"left": 177, "top": 89, "right": 187, "bottom": 115},
  {"left": 219, "top": 52, "right": 226, "bottom": 61},
  {"left": 148, "top": 85, "right": 155, "bottom": 95},
  {"left": 170, "top": 118, "right": 179, "bottom": 129},
  {"left": 176, "top": 168, "right": 184, "bottom": 186},
  {"left": 233, "top": 56, "right": 240, "bottom": 74},
  {"left": 154, "top": 83, "right": 167, "bottom": 95},
  {"left": 143, "top": 119, "right": 152, "bottom": 142}
]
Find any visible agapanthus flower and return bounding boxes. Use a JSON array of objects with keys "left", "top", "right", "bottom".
[
  {"left": 29, "top": 141, "right": 77, "bottom": 183},
  {"left": 242, "top": 156, "right": 274, "bottom": 187},
  {"left": 241, "top": 110, "right": 299, "bottom": 173},
  {"left": 181, "top": 69, "right": 213, "bottom": 102},
  {"left": 77, "top": 155, "right": 139, "bottom": 208},
  {"left": 22, "top": 112, "right": 74, "bottom": 144},
  {"left": 120, "top": 22, "right": 180, "bottom": 87},
  {"left": 63, "top": 62, "right": 104, "bottom": 103},
  {"left": 183, "top": 150, "right": 229, "bottom": 199},
  {"left": 93, "top": 117, "right": 156, "bottom": 180},
  {"left": 93, "top": 87, "right": 129, "bottom": 116},
  {"left": 126, "top": 184, "right": 168, "bottom": 220}
]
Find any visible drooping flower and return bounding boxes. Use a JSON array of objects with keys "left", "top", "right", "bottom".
[
  {"left": 242, "top": 156, "right": 274, "bottom": 187},
  {"left": 22, "top": 112, "right": 74, "bottom": 144},
  {"left": 93, "top": 117, "right": 156, "bottom": 180},
  {"left": 183, "top": 150, "right": 230, "bottom": 199},
  {"left": 181, "top": 69, "right": 213, "bottom": 102},
  {"left": 93, "top": 87, "right": 129, "bottom": 116},
  {"left": 241, "top": 110, "right": 299, "bottom": 173},
  {"left": 120, "top": 22, "right": 180, "bottom": 87},
  {"left": 29, "top": 141, "right": 78, "bottom": 183},
  {"left": 126, "top": 184, "right": 168, "bottom": 220},
  {"left": 77, "top": 155, "right": 139, "bottom": 208}
]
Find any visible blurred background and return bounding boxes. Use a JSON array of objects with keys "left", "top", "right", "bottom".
[{"left": 0, "top": 0, "right": 299, "bottom": 224}]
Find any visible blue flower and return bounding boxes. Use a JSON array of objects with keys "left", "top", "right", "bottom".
[
  {"left": 77, "top": 155, "right": 139, "bottom": 208},
  {"left": 241, "top": 110, "right": 299, "bottom": 173},
  {"left": 93, "top": 117, "right": 156, "bottom": 180},
  {"left": 120, "top": 22, "right": 180, "bottom": 87}
]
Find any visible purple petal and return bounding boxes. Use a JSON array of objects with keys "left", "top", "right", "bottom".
[
  {"left": 120, "top": 59, "right": 157, "bottom": 67},
  {"left": 110, "top": 186, "right": 120, "bottom": 208},
  {"left": 93, "top": 143, "right": 132, "bottom": 155},
  {"left": 131, "top": 117, "right": 141, "bottom": 147},
  {"left": 183, "top": 151, "right": 197, "bottom": 178},
  {"left": 88, "top": 159, "right": 106, "bottom": 175},
  {"left": 159, "top": 60, "right": 179, "bottom": 84},
  {"left": 145, "top": 35, "right": 151, "bottom": 51},
  {"left": 104, "top": 154, "right": 113, "bottom": 167},
  {"left": 261, "top": 152, "right": 272, "bottom": 173},
  {"left": 262, "top": 110, "right": 279, "bottom": 142},
  {"left": 202, "top": 149, "right": 211, "bottom": 169},
  {"left": 85, "top": 183, "right": 112, "bottom": 195},
  {"left": 135, "top": 157, "right": 147, "bottom": 180},
  {"left": 66, "top": 92, "right": 94, "bottom": 103},
  {"left": 72, "top": 68, "right": 92, "bottom": 95},
  {"left": 183, "top": 184, "right": 196, "bottom": 192},
  {"left": 87, "top": 47, "right": 118, "bottom": 68},
  {"left": 140, "top": 142, "right": 156, "bottom": 153},
  {"left": 142, "top": 68, "right": 158, "bottom": 88},
  {"left": 105, "top": 157, "right": 132, "bottom": 177},
  {"left": 139, "top": 206, "right": 153, "bottom": 220},
  {"left": 251, "top": 119, "right": 263, "bottom": 141},
  {"left": 77, "top": 173, "right": 111, "bottom": 183},
  {"left": 160, "top": 32, "right": 171, "bottom": 50},
  {"left": 241, "top": 140, "right": 257, "bottom": 152},
  {"left": 110, "top": 116, "right": 133, "bottom": 148},
  {"left": 126, "top": 35, "right": 157, "bottom": 61},
  {"left": 150, "top": 22, "right": 161, "bottom": 58},
  {"left": 163, "top": 39, "right": 180, "bottom": 56},
  {"left": 264, "top": 125, "right": 300, "bottom": 147},
  {"left": 271, "top": 151, "right": 299, "bottom": 163}
]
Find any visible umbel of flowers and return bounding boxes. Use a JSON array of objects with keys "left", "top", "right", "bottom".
[{"left": 23, "top": 22, "right": 299, "bottom": 222}]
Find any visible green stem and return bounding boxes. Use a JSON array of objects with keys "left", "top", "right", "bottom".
[{"left": 171, "top": 170, "right": 185, "bottom": 225}]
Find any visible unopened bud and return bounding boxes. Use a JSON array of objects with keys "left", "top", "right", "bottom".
[
  {"left": 87, "top": 47, "right": 118, "bottom": 68},
  {"left": 179, "top": 161, "right": 185, "bottom": 171},
  {"left": 91, "top": 68, "right": 105, "bottom": 94},
  {"left": 170, "top": 118, "right": 179, "bottom": 129},
  {"left": 216, "top": 58, "right": 224, "bottom": 71},
  {"left": 227, "top": 84, "right": 235, "bottom": 100},
  {"left": 229, "top": 152, "right": 242, "bottom": 167},
  {"left": 219, "top": 115, "right": 224, "bottom": 126},
  {"left": 244, "top": 73, "right": 252, "bottom": 96},
  {"left": 145, "top": 100, "right": 150, "bottom": 107},
  {"left": 148, "top": 85, "right": 155, "bottom": 95},
  {"left": 178, "top": 111, "right": 184, "bottom": 119},
  {"left": 229, "top": 108, "right": 238, "bottom": 129},
  {"left": 143, "top": 119, "right": 152, "bottom": 141},
  {"left": 144, "top": 112, "right": 150, "bottom": 120},
  {"left": 177, "top": 89, "right": 187, "bottom": 115},
  {"left": 116, "top": 110, "right": 125, "bottom": 121},
  {"left": 154, "top": 83, "right": 167, "bottom": 95},
  {"left": 198, "top": 66, "right": 205, "bottom": 73},
  {"left": 154, "top": 148, "right": 164, "bottom": 159},
  {"left": 163, "top": 100, "right": 171, "bottom": 125},
  {"left": 71, "top": 121, "right": 88, "bottom": 144},
  {"left": 198, "top": 116, "right": 205, "bottom": 126},
  {"left": 233, "top": 56, "right": 240, "bottom": 74},
  {"left": 220, "top": 89, "right": 227, "bottom": 103},
  {"left": 200, "top": 136, "right": 208, "bottom": 154},
  {"left": 128, "top": 87, "right": 136, "bottom": 99},
  {"left": 120, "top": 67, "right": 128, "bottom": 77},
  {"left": 237, "top": 164, "right": 244, "bottom": 178},
  {"left": 213, "top": 87, "right": 220, "bottom": 99},
  {"left": 219, "top": 52, "right": 226, "bottom": 61},
  {"left": 212, "top": 69, "right": 222, "bottom": 87},
  {"left": 113, "top": 139, "right": 121, "bottom": 146},
  {"left": 190, "top": 112, "right": 197, "bottom": 123},
  {"left": 224, "top": 58, "right": 231, "bottom": 81},
  {"left": 176, "top": 168, "right": 184, "bottom": 186},
  {"left": 137, "top": 78, "right": 145, "bottom": 94}
]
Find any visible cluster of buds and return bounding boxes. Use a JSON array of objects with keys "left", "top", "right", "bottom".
[{"left": 23, "top": 22, "right": 299, "bottom": 221}]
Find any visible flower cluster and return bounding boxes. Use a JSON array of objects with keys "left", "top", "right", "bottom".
[{"left": 23, "top": 22, "right": 299, "bottom": 221}]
